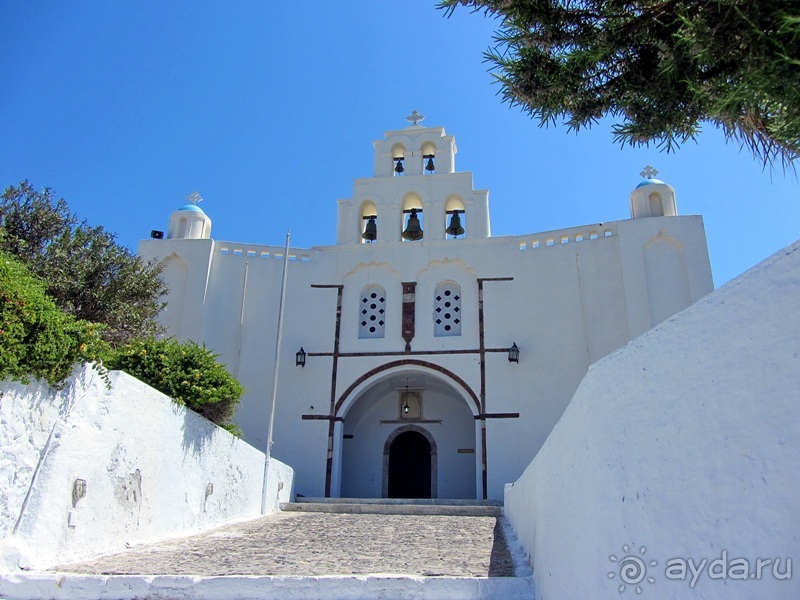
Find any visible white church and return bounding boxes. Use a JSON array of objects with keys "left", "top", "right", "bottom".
[{"left": 139, "top": 114, "right": 714, "bottom": 501}]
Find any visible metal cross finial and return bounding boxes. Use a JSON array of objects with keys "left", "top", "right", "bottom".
[
  {"left": 640, "top": 165, "right": 659, "bottom": 179},
  {"left": 406, "top": 110, "right": 425, "bottom": 126},
  {"left": 186, "top": 191, "right": 203, "bottom": 205}
]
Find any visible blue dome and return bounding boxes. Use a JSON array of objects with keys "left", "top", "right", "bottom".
[
  {"left": 177, "top": 204, "right": 205, "bottom": 212},
  {"left": 636, "top": 178, "right": 665, "bottom": 188}
]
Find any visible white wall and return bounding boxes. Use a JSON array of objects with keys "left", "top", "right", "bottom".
[
  {"left": 505, "top": 241, "right": 800, "bottom": 599},
  {"left": 0, "top": 365, "right": 293, "bottom": 572}
]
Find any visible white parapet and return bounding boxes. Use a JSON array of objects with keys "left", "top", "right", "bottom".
[{"left": 0, "top": 364, "right": 294, "bottom": 572}]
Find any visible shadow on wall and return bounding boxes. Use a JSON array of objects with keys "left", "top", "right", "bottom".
[{"left": 0, "top": 365, "right": 293, "bottom": 571}]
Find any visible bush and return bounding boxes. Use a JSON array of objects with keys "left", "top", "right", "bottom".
[
  {"left": 0, "top": 251, "right": 107, "bottom": 387},
  {"left": 105, "top": 337, "right": 244, "bottom": 429}
]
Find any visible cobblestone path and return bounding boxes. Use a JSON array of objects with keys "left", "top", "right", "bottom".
[{"left": 53, "top": 512, "right": 519, "bottom": 578}]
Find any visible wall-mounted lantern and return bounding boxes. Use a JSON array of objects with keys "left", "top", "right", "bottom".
[
  {"left": 508, "top": 342, "right": 520, "bottom": 364},
  {"left": 296, "top": 347, "right": 306, "bottom": 368}
]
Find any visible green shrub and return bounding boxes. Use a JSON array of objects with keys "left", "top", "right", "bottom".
[
  {"left": 105, "top": 337, "right": 244, "bottom": 430},
  {"left": 0, "top": 251, "right": 107, "bottom": 387}
]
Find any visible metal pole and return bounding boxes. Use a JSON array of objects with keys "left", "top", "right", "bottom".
[{"left": 261, "top": 230, "right": 291, "bottom": 514}]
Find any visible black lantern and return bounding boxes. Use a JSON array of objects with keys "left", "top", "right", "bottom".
[
  {"left": 508, "top": 342, "right": 520, "bottom": 364},
  {"left": 296, "top": 347, "right": 306, "bottom": 368}
]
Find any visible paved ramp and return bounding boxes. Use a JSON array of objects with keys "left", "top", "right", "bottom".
[{"left": 1, "top": 501, "right": 535, "bottom": 599}]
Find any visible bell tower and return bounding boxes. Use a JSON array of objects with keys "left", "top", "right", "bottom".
[{"left": 336, "top": 112, "right": 491, "bottom": 244}]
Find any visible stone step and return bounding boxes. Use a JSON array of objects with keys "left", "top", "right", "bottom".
[
  {"left": 294, "top": 496, "right": 503, "bottom": 506},
  {"left": 280, "top": 500, "right": 502, "bottom": 517}
]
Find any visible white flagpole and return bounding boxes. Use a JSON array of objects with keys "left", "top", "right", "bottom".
[{"left": 262, "top": 229, "right": 291, "bottom": 514}]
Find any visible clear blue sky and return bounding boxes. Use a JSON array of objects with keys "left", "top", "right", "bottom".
[{"left": 2, "top": 1, "right": 797, "bottom": 286}]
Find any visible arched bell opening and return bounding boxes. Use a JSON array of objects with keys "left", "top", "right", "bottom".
[
  {"left": 421, "top": 141, "right": 436, "bottom": 174},
  {"left": 402, "top": 192, "right": 424, "bottom": 241},
  {"left": 391, "top": 143, "right": 406, "bottom": 176},
  {"left": 360, "top": 200, "right": 378, "bottom": 243},
  {"left": 337, "top": 367, "right": 478, "bottom": 499},
  {"left": 445, "top": 195, "right": 466, "bottom": 239}
]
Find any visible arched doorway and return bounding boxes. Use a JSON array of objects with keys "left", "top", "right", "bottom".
[
  {"left": 385, "top": 427, "right": 436, "bottom": 498},
  {"left": 337, "top": 365, "right": 478, "bottom": 499}
]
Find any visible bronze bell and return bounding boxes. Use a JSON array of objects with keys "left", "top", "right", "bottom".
[
  {"left": 425, "top": 156, "right": 435, "bottom": 172},
  {"left": 362, "top": 216, "right": 377, "bottom": 242},
  {"left": 446, "top": 211, "right": 465, "bottom": 237},
  {"left": 402, "top": 209, "right": 423, "bottom": 241},
  {"left": 394, "top": 158, "right": 404, "bottom": 174}
]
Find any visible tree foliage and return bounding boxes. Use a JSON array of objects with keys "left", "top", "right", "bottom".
[
  {"left": 0, "top": 181, "right": 167, "bottom": 347},
  {"left": 104, "top": 337, "right": 244, "bottom": 431},
  {"left": 440, "top": 0, "right": 800, "bottom": 167},
  {"left": 0, "top": 251, "right": 107, "bottom": 387}
]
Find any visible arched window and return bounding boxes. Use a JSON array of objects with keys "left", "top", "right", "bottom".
[
  {"left": 359, "top": 285, "right": 386, "bottom": 338},
  {"left": 434, "top": 281, "right": 461, "bottom": 336}
]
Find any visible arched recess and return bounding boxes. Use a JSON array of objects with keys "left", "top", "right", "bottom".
[
  {"left": 335, "top": 359, "right": 479, "bottom": 417},
  {"left": 649, "top": 192, "right": 664, "bottom": 217},
  {"left": 337, "top": 363, "right": 479, "bottom": 499},
  {"left": 383, "top": 425, "right": 438, "bottom": 498},
  {"left": 159, "top": 254, "right": 189, "bottom": 339}
]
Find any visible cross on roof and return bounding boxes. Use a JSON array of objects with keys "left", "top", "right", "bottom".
[
  {"left": 640, "top": 165, "right": 659, "bottom": 179},
  {"left": 186, "top": 191, "right": 203, "bottom": 205},
  {"left": 406, "top": 110, "right": 425, "bottom": 126}
]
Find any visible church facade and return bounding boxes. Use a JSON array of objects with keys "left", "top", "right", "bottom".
[{"left": 138, "top": 118, "right": 713, "bottom": 500}]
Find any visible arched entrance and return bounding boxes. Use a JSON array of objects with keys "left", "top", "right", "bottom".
[
  {"left": 337, "top": 365, "right": 478, "bottom": 499},
  {"left": 384, "top": 426, "right": 437, "bottom": 498}
]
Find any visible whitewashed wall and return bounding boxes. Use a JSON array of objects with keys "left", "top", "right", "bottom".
[
  {"left": 0, "top": 365, "right": 293, "bottom": 572},
  {"left": 505, "top": 241, "right": 800, "bottom": 599}
]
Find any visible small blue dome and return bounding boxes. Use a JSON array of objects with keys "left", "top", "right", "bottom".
[
  {"left": 177, "top": 204, "right": 205, "bottom": 212},
  {"left": 636, "top": 178, "right": 665, "bottom": 188}
]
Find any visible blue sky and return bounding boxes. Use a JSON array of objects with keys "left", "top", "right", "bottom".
[{"left": 1, "top": 1, "right": 797, "bottom": 286}]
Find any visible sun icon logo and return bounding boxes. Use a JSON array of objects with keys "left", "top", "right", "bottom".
[{"left": 608, "top": 544, "right": 657, "bottom": 594}]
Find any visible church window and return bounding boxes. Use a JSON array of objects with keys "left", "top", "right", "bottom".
[
  {"left": 359, "top": 285, "right": 386, "bottom": 338},
  {"left": 434, "top": 281, "right": 461, "bottom": 337}
]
